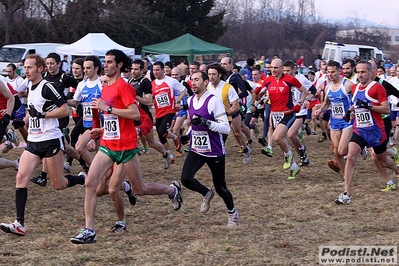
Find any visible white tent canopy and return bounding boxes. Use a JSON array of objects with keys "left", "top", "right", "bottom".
[{"left": 56, "top": 33, "right": 135, "bottom": 56}]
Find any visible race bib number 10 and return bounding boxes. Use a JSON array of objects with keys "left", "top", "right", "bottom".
[
  {"left": 28, "top": 117, "right": 44, "bottom": 135},
  {"left": 271, "top": 112, "right": 284, "bottom": 129}
]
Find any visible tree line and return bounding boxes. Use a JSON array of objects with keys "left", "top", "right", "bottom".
[{"left": 0, "top": 0, "right": 390, "bottom": 64}]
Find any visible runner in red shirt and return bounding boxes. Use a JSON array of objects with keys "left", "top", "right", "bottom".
[{"left": 254, "top": 58, "right": 308, "bottom": 180}]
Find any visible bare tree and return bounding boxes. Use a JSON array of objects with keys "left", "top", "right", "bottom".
[{"left": 0, "top": 0, "right": 24, "bottom": 43}]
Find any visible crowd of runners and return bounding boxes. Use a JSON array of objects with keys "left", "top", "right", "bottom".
[{"left": 0, "top": 49, "right": 398, "bottom": 244}]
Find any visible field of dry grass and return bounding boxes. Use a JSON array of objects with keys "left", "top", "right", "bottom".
[{"left": 0, "top": 125, "right": 399, "bottom": 265}]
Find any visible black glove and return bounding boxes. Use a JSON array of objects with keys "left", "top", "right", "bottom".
[
  {"left": 12, "top": 119, "right": 25, "bottom": 129},
  {"left": 396, "top": 101, "right": 399, "bottom": 107},
  {"left": 180, "top": 134, "right": 190, "bottom": 145},
  {"left": 356, "top": 99, "right": 372, "bottom": 109},
  {"left": 191, "top": 114, "right": 208, "bottom": 126},
  {"left": 66, "top": 91, "right": 74, "bottom": 100},
  {"left": 182, "top": 104, "right": 188, "bottom": 110},
  {"left": 344, "top": 110, "right": 351, "bottom": 122},
  {"left": 28, "top": 105, "right": 45, "bottom": 118},
  {"left": 0, "top": 113, "right": 10, "bottom": 127}
]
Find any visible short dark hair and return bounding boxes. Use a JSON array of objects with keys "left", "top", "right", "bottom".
[
  {"left": 84, "top": 55, "right": 102, "bottom": 75},
  {"left": 190, "top": 61, "right": 200, "bottom": 68},
  {"left": 105, "top": 49, "right": 132, "bottom": 73},
  {"left": 132, "top": 59, "right": 144, "bottom": 70},
  {"left": 153, "top": 61, "right": 164, "bottom": 69},
  {"left": 72, "top": 58, "right": 84, "bottom": 69},
  {"left": 6, "top": 63, "right": 16, "bottom": 71},
  {"left": 342, "top": 58, "right": 356, "bottom": 68},
  {"left": 283, "top": 60, "right": 295, "bottom": 70},
  {"left": 357, "top": 60, "right": 372, "bottom": 71},
  {"left": 327, "top": 60, "right": 341, "bottom": 69},
  {"left": 207, "top": 63, "right": 226, "bottom": 76},
  {"left": 46, "top": 52, "right": 61, "bottom": 63}
]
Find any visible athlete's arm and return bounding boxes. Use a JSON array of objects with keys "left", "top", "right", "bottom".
[
  {"left": 0, "top": 81, "right": 14, "bottom": 116},
  {"left": 227, "top": 99, "right": 240, "bottom": 115},
  {"left": 208, "top": 97, "right": 230, "bottom": 135},
  {"left": 370, "top": 100, "right": 390, "bottom": 114}
]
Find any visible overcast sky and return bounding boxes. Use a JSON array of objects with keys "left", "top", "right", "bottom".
[{"left": 315, "top": 0, "right": 399, "bottom": 27}]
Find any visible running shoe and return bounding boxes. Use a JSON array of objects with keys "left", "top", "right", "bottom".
[
  {"left": 328, "top": 159, "right": 341, "bottom": 173},
  {"left": 163, "top": 151, "right": 171, "bottom": 170},
  {"left": 258, "top": 137, "right": 267, "bottom": 147},
  {"left": 173, "top": 137, "right": 181, "bottom": 152},
  {"left": 391, "top": 147, "right": 399, "bottom": 166},
  {"left": 283, "top": 153, "right": 293, "bottom": 170},
  {"left": 7, "top": 128, "right": 20, "bottom": 147},
  {"left": 0, "top": 220, "right": 26, "bottom": 236},
  {"left": 317, "top": 135, "right": 326, "bottom": 143},
  {"left": 142, "top": 146, "right": 150, "bottom": 154},
  {"left": 304, "top": 122, "right": 311, "bottom": 135},
  {"left": 243, "top": 150, "right": 251, "bottom": 164},
  {"left": 70, "top": 228, "right": 97, "bottom": 244},
  {"left": 237, "top": 147, "right": 244, "bottom": 153},
  {"left": 175, "top": 150, "right": 183, "bottom": 158},
  {"left": 335, "top": 193, "right": 351, "bottom": 204},
  {"left": 169, "top": 181, "right": 183, "bottom": 211},
  {"left": 31, "top": 174, "right": 47, "bottom": 187},
  {"left": 300, "top": 157, "right": 310, "bottom": 166},
  {"left": 125, "top": 180, "right": 137, "bottom": 206},
  {"left": 200, "top": 188, "right": 215, "bottom": 213},
  {"left": 227, "top": 211, "right": 240, "bottom": 226},
  {"left": 381, "top": 183, "right": 396, "bottom": 192},
  {"left": 15, "top": 157, "right": 19, "bottom": 171},
  {"left": 2, "top": 141, "right": 13, "bottom": 154},
  {"left": 184, "top": 146, "right": 190, "bottom": 152},
  {"left": 63, "top": 162, "right": 71, "bottom": 173},
  {"left": 288, "top": 167, "right": 300, "bottom": 180},
  {"left": 109, "top": 221, "right": 126, "bottom": 233},
  {"left": 360, "top": 146, "right": 368, "bottom": 160},
  {"left": 299, "top": 145, "right": 307, "bottom": 158},
  {"left": 311, "top": 131, "right": 317, "bottom": 135},
  {"left": 247, "top": 141, "right": 254, "bottom": 154},
  {"left": 261, "top": 147, "right": 273, "bottom": 157}
]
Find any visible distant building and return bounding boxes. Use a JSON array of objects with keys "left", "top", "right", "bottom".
[{"left": 337, "top": 28, "right": 399, "bottom": 46}]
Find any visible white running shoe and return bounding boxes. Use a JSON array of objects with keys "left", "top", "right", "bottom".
[
  {"left": 335, "top": 193, "right": 351, "bottom": 204},
  {"left": 0, "top": 220, "right": 26, "bottom": 236},
  {"left": 227, "top": 211, "right": 240, "bottom": 226},
  {"left": 200, "top": 188, "right": 215, "bottom": 213}
]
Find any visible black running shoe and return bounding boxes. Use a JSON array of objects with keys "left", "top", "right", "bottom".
[
  {"left": 109, "top": 221, "right": 126, "bottom": 233},
  {"left": 258, "top": 137, "right": 267, "bottom": 147},
  {"left": 70, "top": 228, "right": 97, "bottom": 244},
  {"left": 125, "top": 180, "right": 137, "bottom": 205},
  {"left": 31, "top": 175, "right": 47, "bottom": 187}
]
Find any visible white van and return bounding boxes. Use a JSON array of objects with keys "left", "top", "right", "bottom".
[
  {"left": 322, "top": 41, "right": 386, "bottom": 63},
  {"left": 0, "top": 43, "right": 67, "bottom": 75}
]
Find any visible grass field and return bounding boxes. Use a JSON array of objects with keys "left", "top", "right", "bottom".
[{"left": 0, "top": 126, "right": 398, "bottom": 265}]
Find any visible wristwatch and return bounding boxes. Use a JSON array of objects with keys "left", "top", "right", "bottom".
[
  {"left": 206, "top": 120, "right": 212, "bottom": 127},
  {"left": 107, "top": 106, "right": 112, "bottom": 114},
  {"left": 298, "top": 102, "right": 303, "bottom": 106}
]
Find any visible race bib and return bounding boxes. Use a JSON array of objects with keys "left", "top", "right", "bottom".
[
  {"left": 82, "top": 102, "right": 93, "bottom": 122},
  {"left": 331, "top": 102, "right": 345, "bottom": 118},
  {"left": 191, "top": 130, "right": 211, "bottom": 153},
  {"left": 355, "top": 108, "right": 374, "bottom": 128},
  {"left": 103, "top": 114, "right": 120, "bottom": 140},
  {"left": 271, "top": 112, "right": 284, "bottom": 128},
  {"left": 155, "top": 92, "right": 171, "bottom": 108},
  {"left": 28, "top": 117, "right": 44, "bottom": 135}
]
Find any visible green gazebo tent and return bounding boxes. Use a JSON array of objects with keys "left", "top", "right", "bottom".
[{"left": 141, "top": 33, "right": 233, "bottom": 62}]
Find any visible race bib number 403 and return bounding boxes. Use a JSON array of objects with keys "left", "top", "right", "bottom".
[{"left": 103, "top": 114, "right": 121, "bottom": 140}]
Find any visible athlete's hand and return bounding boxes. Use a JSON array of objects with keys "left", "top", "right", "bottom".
[
  {"left": 344, "top": 110, "right": 352, "bottom": 122},
  {"left": 180, "top": 134, "right": 190, "bottom": 145},
  {"left": 191, "top": 114, "right": 208, "bottom": 126},
  {"left": 28, "top": 105, "right": 45, "bottom": 118},
  {"left": 0, "top": 113, "right": 10, "bottom": 127},
  {"left": 90, "top": 128, "right": 103, "bottom": 140},
  {"left": 356, "top": 99, "right": 372, "bottom": 109},
  {"left": 292, "top": 104, "right": 302, "bottom": 113}
]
